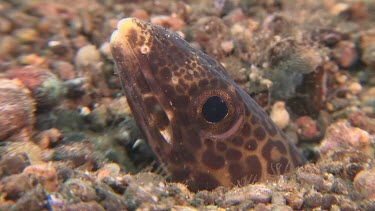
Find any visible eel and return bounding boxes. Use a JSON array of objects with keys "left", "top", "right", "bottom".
[{"left": 110, "top": 18, "right": 306, "bottom": 191}]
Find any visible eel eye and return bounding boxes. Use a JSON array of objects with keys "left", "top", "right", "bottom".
[{"left": 201, "top": 96, "right": 228, "bottom": 123}]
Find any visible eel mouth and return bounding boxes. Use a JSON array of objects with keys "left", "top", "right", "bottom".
[
  {"left": 110, "top": 18, "right": 155, "bottom": 142},
  {"left": 110, "top": 18, "right": 176, "bottom": 148}
]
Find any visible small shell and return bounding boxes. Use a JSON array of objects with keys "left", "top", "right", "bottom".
[
  {"left": 6, "top": 66, "right": 64, "bottom": 109},
  {"left": 23, "top": 163, "right": 59, "bottom": 192},
  {"left": 0, "top": 79, "right": 35, "bottom": 141}
]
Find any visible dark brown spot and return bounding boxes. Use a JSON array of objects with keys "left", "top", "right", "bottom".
[
  {"left": 202, "top": 150, "right": 225, "bottom": 169},
  {"left": 241, "top": 122, "right": 251, "bottom": 136},
  {"left": 216, "top": 142, "right": 227, "bottom": 151},
  {"left": 174, "top": 67, "right": 183, "bottom": 76},
  {"left": 210, "top": 78, "right": 218, "bottom": 86},
  {"left": 261, "top": 139, "right": 287, "bottom": 161},
  {"left": 245, "top": 155, "right": 262, "bottom": 180},
  {"left": 244, "top": 139, "right": 257, "bottom": 151},
  {"left": 204, "top": 138, "right": 214, "bottom": 148},
  {"left": 184, "top": 73, "right": 193, "bottom": 81},
  {"left": 267, "top": 157, "right": 290, "bottom": 175},
  {"left": 190, "top": 172, "right": 220, "bottom": 191},
  {"left": 188, "top": 84, "right": 199, "bottom": 96},
  {"left": 127, "top": 28, "right": 138, "bottom": 44},
  {"left": 158, "top": 59, "right": 166, "bottom": 67},
  {"left": 185, "top": 130, "right": 201, "bottom": 150},
  {"left": 172, "top": 169, "right": 191, "bottom": 182},
  {"left": 175, "top": 85, "right": 185, "bottom": 94},
  {"left": 226, "top": 149, "right": 242, "bottom": 160},
  {"left": 261, "top": 118, "right": 277, "bottom": 136},
  {"left": 138, "top": 35, "right": 146, "bottom": 46},
  {"left": 170, "top": 147, "right": 195, "bottom": 164},
  {"left": 197, "top": 66, "right": 204, "bottom": 72},
  {"left": 254, "top": 126, "right": 266, "bottom": 141},
  {"left": 229, "top": 156, "right": 261, "bottom": 184},
  {"left": 171, "top": 95, "right": 190, "bottom": 108},
  {"left": 198, "top": 79, "right": 209, "bottom": 88},
  {"left": 228, "top": 163, "right": 244, "bottom": 184},
  {"left": 178, "top": 78, "right": 189, "bottom": 89},
  {"left": 160, "top": 67, "right": 171, "bottom": 80},
  {"left": 218, "top": 81, "right": 228, "bottom": 89},
  {"left": 161, "top": 84, "right": 176, "bottom": 99},
  {"left": 232, "top": 136, "right": 243, "bottom": 146}
]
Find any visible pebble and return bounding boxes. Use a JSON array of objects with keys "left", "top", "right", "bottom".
[
  {"left": 296, "top": 164, "right": 332, "bottom": 191},
  {"left": 304, "top": 190, "right": 323, "bottom": 208},
  {"left": 329, "top": 3, "right": 349, "bottom": 15},
  {"left": 97, "top": 163, "right": 121, "bottom": 181},
  {"left": 270, "top": 101, "right": 290, "bottom": 129},
  {"left": 271, "top": 204, "right": 293, "bottom": 211},
  {"left": 361, "top": 44, "right": 375, "bottom": 68},
  {"left": 321, "top": 194, "right": 338, "bottom": 210},
  {"left": 319, "top": 121, "right": 372, "bottom": 156},
  {"left": 6, "top": 66, "right": 64, "bottom": 109},
  {"left": 47, "top": 36, "right": 72, "bottom": 57},
  {"left": 75, "top": 44, "right": 101, "bottom": 66},
  {"left": 61, "top": 179, "right": 97, "bottom": 202},
  {"left": 37, "top": 16, "right": 66, "bottom": 35},
  {"left": 331, "top": 178, "right": 349, "bottom": 195},
  {"left": 34, "top": 128, "right": 62, "bottom": 149},
  {"left": 312, "top": 29, "right": 345, "bottom": 47},
  {"left": 284, "top": 192, "right": 304, "bottom": 210},
  {"left": 271, "top": 192, "right": 286, "bottom": 205},
  {"left": 130, "top": 9, "right": 149, "bottom": 21},
  {"left": 0, "top": 152, "right": 30, "bottom": 177},
  {"left": 12, "top": 185, "right": 48, "bottom": 211},
  {"left": 99, "top": 42, "right": 112, "bottom": 59},
  {"left": 0, "top": 173, "right": 33, "bottom": 200},
  {"left": 4, "top": 141, "right": 44, "bottom": 164},
  {"left": 331, "top": 40, "right": 358, "bottom": 68},
  {"left": 348, "top": 82, "right": 362, "bottom": 95},
  {"left": 18, "top": 53, "right": 48, "bottom": 67},
  {"left": 224, "top": 185, "right": 271, "bottom": 204},
  {"left": 353, "top": 169, "right": 375, "bottom": 199},
  {"left": 0, "top": 79, "right": 35, "bottom": 141},
  {"left": 295, "top": 116, "right": 320, "bottom": 141},
  {"left": 50, "top": 60, "right": 76, "bottom": 80},
  {"left": 23, "top": 163, "right": 59, "bottom": 192},
  {"left": 107, "top": 96, "right": 132, "bottom": 117},
  {"left": 64, "top": 201, "right": 105, "bottom": 211},
  {"left": 254, "top": 203, "right": 270, "bottom": 211},
  {"left": 220, "top": 40, "right": 234, "bottom": 54},
  {"left": 151, "top": 15, "right": 186, "bottom": 31},
  {"left": 94, "top": 183, "right": 128, "bottom": 210},
  {"left": 191, "top": 16, "right": 228, "bottom": 59},
  {"left": 53, "top": 143, "right": 101, "bottom": 170},
  {"left": 0, "top": 36, "right": 18, "bottom": 59},
  {"left": 0, "top": 16, "right": 12, "bottom": 33},
  {"left": 348, "top": 110, "right": 375, "bottom": 134},
  {"left": 13, "top": 28, "right": 39, "bottom": 43},
  {"left": 222, "top": 8, "right": 246, "bottom": 26},
  {"left": 359, "top": 30, "right": 375, "bottom": 67}
]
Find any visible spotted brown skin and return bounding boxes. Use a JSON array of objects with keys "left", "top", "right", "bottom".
[{"left": 110, "top": 18, "right": 306, "bottom": 191}]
